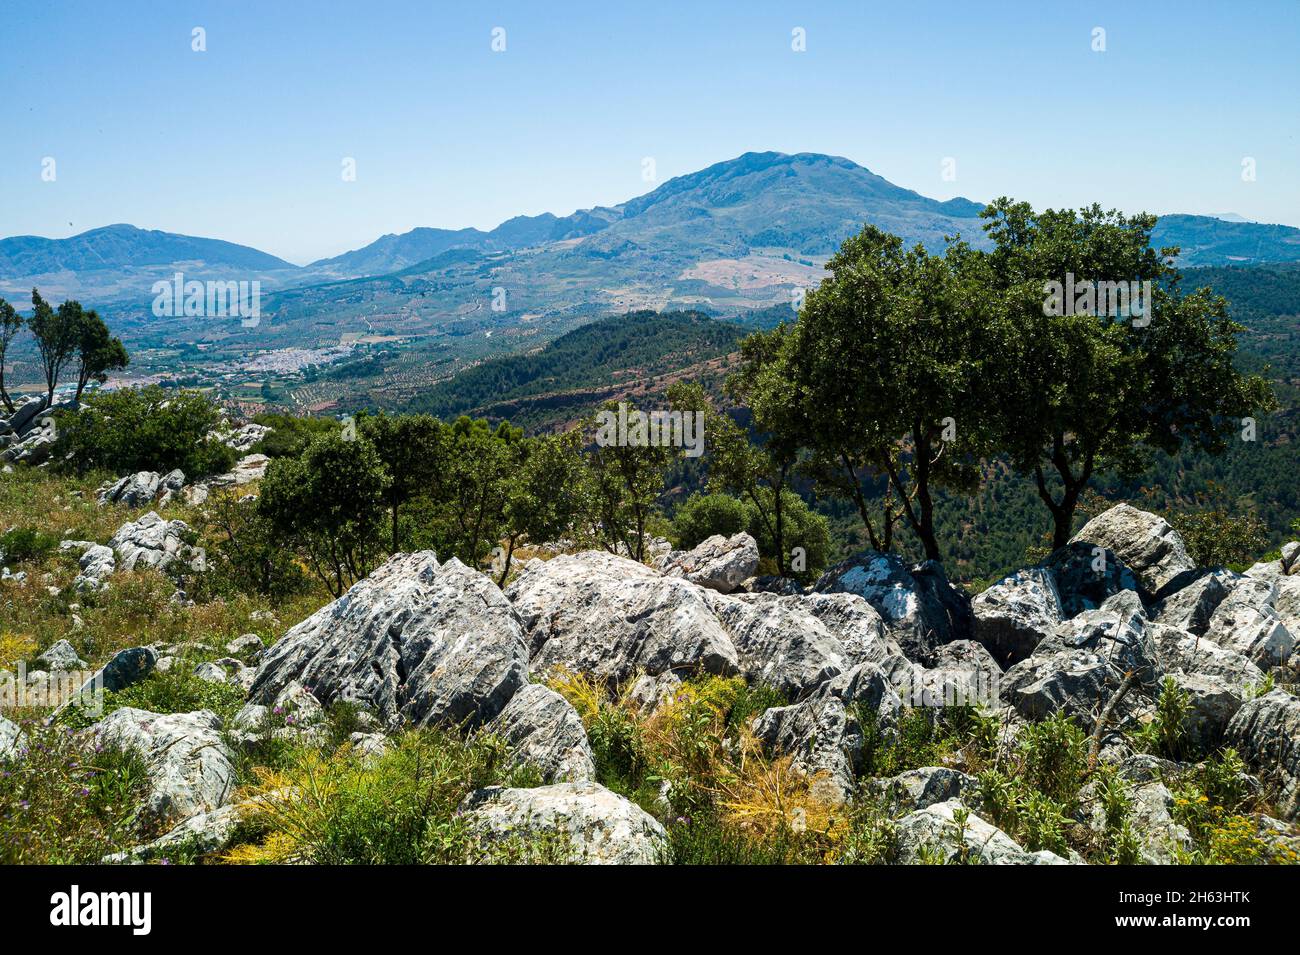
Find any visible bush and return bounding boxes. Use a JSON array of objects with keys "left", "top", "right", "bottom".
[
  {"left": 0, "top": 526, "right": 59, "bottom": 565},
  {"left": 222, "top": 729, "right": 562, "bottom": 864},
  {"left": 250, "top": 412, "right": 342, "bottom": 459},
  {"left": 671, "top": 489, "right": 832, "bottom": 582},
  {"left": 1171, "top": 507, "right": 1271, "bottom": 569},
  {"left": 54, "top": 385, "right": 236, "bottom": 479}
]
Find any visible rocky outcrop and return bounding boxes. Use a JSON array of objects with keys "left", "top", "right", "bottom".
[
  {"left": 1225, "top": 691, "right": 1300, "bottom": 820},
  {"left": 74, "top": 646, "right": 158, "bottom": 698},
  {"left": 213, "top": 422, "right": 271, "bottom": 453},
  {"left": 1000, "top": 647, "right": 1126, "bottom": 722},
  {"left": 182, "top": 454, "right": 270, "bottom": 505},
  {"left": 1079, "top": 770, "right": 1193, "bottom": 864},
  {"left": 895, "top": 799, "right": 1072, "bottom": 864},
  {"left": 1204, "top": 598, "right": 1294, "bottom": 668},
  {"left": 660, "top": 532, "right": 759, "bottom": 593},
  {"left": 705, "top": 590, "right": 859, "bottom": 698},
  {"left": 1038, "top": 541, "right": 1140, "bottom": 617},
  {"left": 1168, "top": 672, "right": 1242, "bottom": 751},
  {"left": 1071, "top": 504, "right": 1195, "bottom": 594},
  {"left": 814, "top": 552, "right": 972, "bottom": 663},
  {"left": 103, "top": 803, "right": 243, "bottom": 864},
  {"left": 484, "top": 683, "right": 595, "bottom": 783},
  {"left": 35, "top": 639, "right": 86, "bottom": 672},
  {"left": 461, "top": 782, "right": 668, "bottom": 864},
  {"left": 972, "top": 567, "right": 1063, "bottom": 666},
  {"left": 109, "top": 512, "right": 198, "bottom": 573},
  {"left": 90, "top": 708, "right": 236, "bottom": 827},
  {"left": 1150, "top": 624, "right": 1266, "bottom": 691},
  {"left": 507, "top": 552, "right": 738, "bottom": 686},
  {"left": 97, "top": 470, "right": 186, "bottom": 508},
  {"left": 249, "top": 551, "right": 528, "bottom": 730},
  {"left": 752, "top": 662, "right": 901, "bottom": 802},
  {"left": 0, "top": 715, "right": 25, "bottom": 760}
]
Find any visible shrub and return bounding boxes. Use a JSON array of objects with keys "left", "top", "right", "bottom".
[
  {"left": 1171, "top": 507, "right": 1271, "bottom": 570},
  {"left": 671, "top": 489, "right": 831, "bottom": 582},
  {"left": 249, "top": 412, "right": 341, "bottom": 459},
  {"left": 0, "top": 526, "right": 59, "bottom": 566},
  {"left": 54, "top": 385, "right": 236, "bottom": 478},
  {"left": 222, "top": 729, "right": 562, "bottom": 864},
  {"left": 0, "top": 721, "right": 149, "bottom": 863}
]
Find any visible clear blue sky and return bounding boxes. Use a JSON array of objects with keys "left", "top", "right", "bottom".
[{"left": 2, "top": 0, "right": 1297, "bottom": 264}]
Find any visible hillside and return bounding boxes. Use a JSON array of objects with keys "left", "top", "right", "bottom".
[{"left": 405, "top": 310, "right": 747, "bottom": 428}]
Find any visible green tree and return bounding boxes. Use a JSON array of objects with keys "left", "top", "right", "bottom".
[
  {"left": 258, "top": 432, "right": 390, "bottom": 597},
  {"left": 981, "top": 199, "right": 1276, "bottom": 548},
  {"left": 497, "top": 429, "right": 590, "bottom": 585},
  {"left": 29, "top": 290, "right": 82, "bottom": 406},
  {"left": 585, "top": 398, "right": 674, "bottom": 562},
  {"left": 360, "top": 412, "right": 449, "bottom": 552},
  {"left": 54, "top": 385, "right": 236, "bottom": 477},
  {"left": 72, "top": 310, "right": 128, "bottom": 403},
  {"left": 0, "top": 297, "right": 23, "bottom": 413},
  {"left": 437, "top": 417, "right": 523, "bottom": 570},
  {"left": 769, "top": 227, "right": 1001, "bottom": 562}
]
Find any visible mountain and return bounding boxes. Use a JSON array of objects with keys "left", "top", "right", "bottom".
[
  {"left": 7, "top": 152, "right": 1300, "bottom": 356},
  {"left": 0, "top": 224, "right": 300, "bottom": 304}
]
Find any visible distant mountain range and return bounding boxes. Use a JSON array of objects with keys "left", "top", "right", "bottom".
[{"left": 4, "top": 152, "right": 1300, "bottom": 341}]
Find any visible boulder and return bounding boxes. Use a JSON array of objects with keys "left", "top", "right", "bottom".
[
  {"left": 895, "top": 799, "right": 1072, "bottom": 864},
  {"left": 1039, "top": 542, "right": 1140, "bottom": 618},
  {"left": 799, "top": 592, "right": 894, "bottom": 665},
  {"left": 1168, "top": 672, "right": 1243, "bottom": 751},
  {"left": 660, "top": 532, "right": 759, "bottom": 593},
  {"left": 1153, "top": 568, "right": 1234, "bottom": 635},
  {"left": 214, "top": 422, "right": 271, "bottom": 453},
  {"left": 1000, "top": 647, "right": 1126, "bottom": 722},
  {"left": 98, "top": 471, "right": 162, "bottom": 508},
  {"left": 484, "top": 683, "right": 595, "bottom": 783},
  {"left": 752, "top": 662, "right": 901, "bottom": 803},
  {"left": 225, "top": 633, "right": 265, "bottom": 657},
  {"left": 74, "top": 543, "right": 116, "bottom": 592},
  {"left": 35, "top": 639, "right": 86, "bottom": 672},
  {"left": 74, "top": 646, "right": 158, "bottom": 699},
  {"left": 1149, "top": 624, "right": 1266, "bottom": 692},
  {"left": 109, "top": 512, "right": 197, "bottom": 573},
  {"left": 0, "top": 714, "right": 26, "bottom": 760},
  {"left": 1071, "top": 504, "right": 1195, "bottom": 594},
  {"left": 871, "top": 767, "right": 980, "bottom": 813},
  {"left": 1273, "top": 576, "right": 1300, "bottom": 638},
  {"left": 1204, "top": 599, "right": 1294, "bottom": 668},
  {"left": 90, "top": 708, "right": 236, "bottom": 826},
  {"left": 704, "top": 590, "right": 854, "bottom": 698},
  {"left": 1035, "top": 605, "right": 1162, "bottom": 687},
  {"left": 814, "top": 552, "right": 972, "bottom": 663},
  {"left": 1225, "top": 690, "right": 1300, "bottom": 820},
  {"left": 1283, "top": 541, "right": 1300, "bottom": 574},
  {"left": 506, "top": 552, "right": 738, "bottom": 686},
  {"left": 972, "top": 567, "right": 1064, "bottom": 666},
  {"left": 461, "top": 782, "right": 668, "bottom": 864},
  {"left": 102, "top": 803, "right": 242, "bottom": 864},
  {"left": 249, "top": 552, "right": 528, "bottom": 730}
]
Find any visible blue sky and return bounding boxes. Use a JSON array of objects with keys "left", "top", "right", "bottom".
[{"left": 2, "top": 0, "right": 1297, "bottom": 264}]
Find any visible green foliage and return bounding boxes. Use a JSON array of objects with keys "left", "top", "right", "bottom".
[
  {"left": 0, "top": 295, "right": 24, "bottom": 413},
  {"left": 0, "top": 526, "right": 60, "bottom": 565},
  {"left": 72, "top": 308, "right": 128, "bottom": 402},
  {"left": 0, "top": 722, "right": 150, "bottom": 863},
  {"left": 858, "top": 705, "right": 998, "bottom": 781},
  {"left": 258, "top": 431, "right": 389, "bottom": 597},
  {"left": 201, "top": 493, "right": 311, "bottom": 599},
  {"left": 249, "top": 412, "right": 341, "bottom": 458},
  {"left": 54, "top": 385, "right": 236, "bottom": 478},
  {"left": 1171, "top": 507, "right": 1271, "bottom": 569},
  {"left": 1133, "top": 677, "right": 1194, "bottom": 762},
  {"left": 671, "top": 492, "right": 750, "bottom": 548},
  {"left": 225, "top": 729, "right": 564, "bottom": 864}
]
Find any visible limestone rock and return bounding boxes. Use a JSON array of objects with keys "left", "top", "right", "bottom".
[
  {"left": 1071, "top": 504, "right": 1195, "bottom": 594},
  {"left": 249, "top": 552, "right": 528, "bottom": 730},
  {"left": 485, "top": 683, "right": 595, "bottom": 783},
  {"left": 660, "top": 532, "right": 759, "bottom": 593},
  {"left": 972, "top": 568, "right": 1064, "bottom": 666},
  {"left": 461, "top": 782, "right": 668, "bottom": 864}
]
